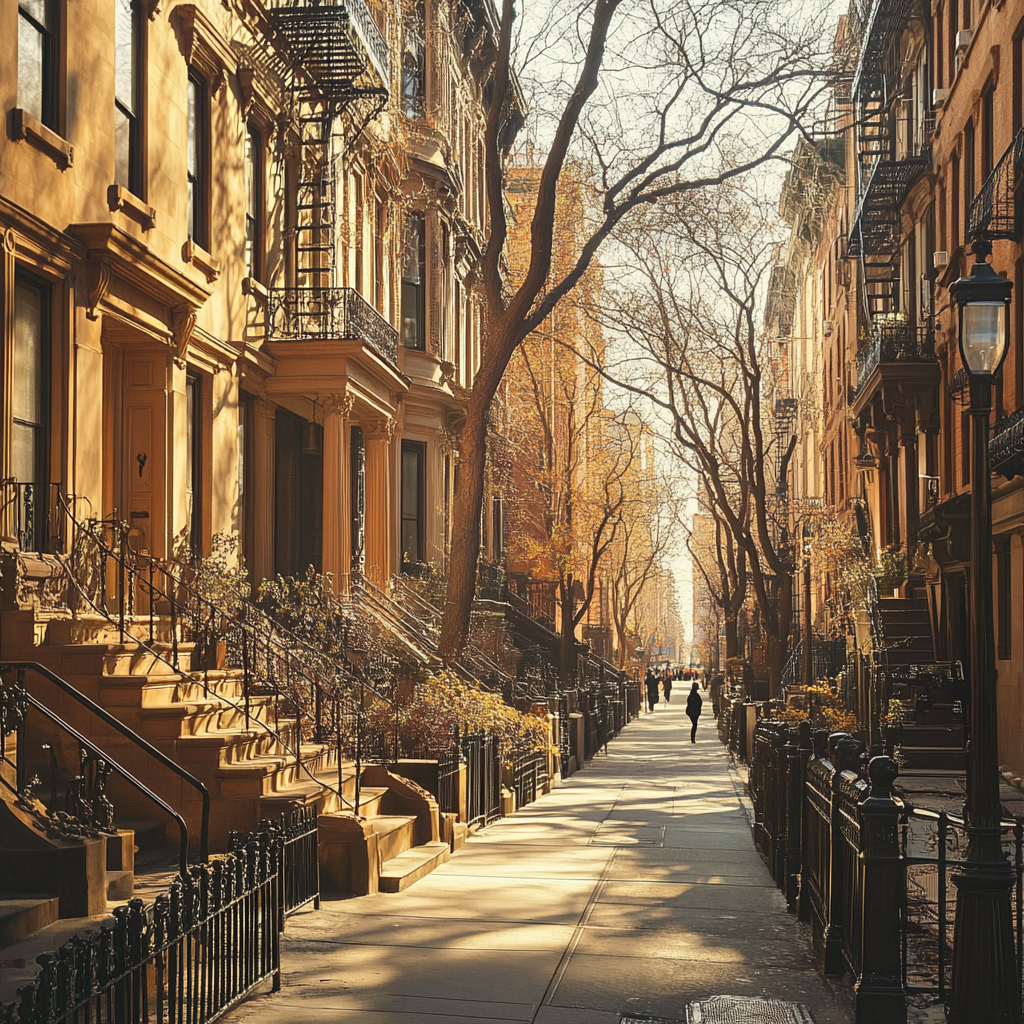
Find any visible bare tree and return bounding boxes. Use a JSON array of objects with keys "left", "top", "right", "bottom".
[
  {"left": 596, "top": 186, "right": 804, "bottom": 693},
  {"left": 439, "top": 0, "right": 836, "bottom": 661}
]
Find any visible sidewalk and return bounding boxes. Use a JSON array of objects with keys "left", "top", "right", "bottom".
[{"left": 226, "top": 700, "right": 854, "bottom": 1024}]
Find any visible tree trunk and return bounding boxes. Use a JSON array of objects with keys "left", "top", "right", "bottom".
[
  {"left": 725, "top": 616, "right": 739, "bottom": 661},
  {"left": 438, "top": 391, "right": 490, "bottom": 662},
  {"left": 765, "top": 572, "right": 793, "bottom": 699},
  {"left": 559, "top": 580, "right": 576, "bottom": 679}
]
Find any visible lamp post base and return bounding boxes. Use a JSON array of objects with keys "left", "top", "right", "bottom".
[{"left": 949, "top": 839, "right": 1019, "bottom": 1024}]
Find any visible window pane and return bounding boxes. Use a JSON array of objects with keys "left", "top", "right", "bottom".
[
  {"left": 402, "top": 448, "right": 419, "bottom": 517},
  {"left": 14, "top": 282, "right": 43, "bottom": 424},
  {"left": 402, "top": 217, "right": 422, "bottom": 284},
  {"left": 187, "top": 78, "right": 198, "bottom": 178},
  {"left": 114, "top": 105, "right": 132, "bottom": 187},
  {"left": 114, "top": 0, "right": 135, "bottom": 112},
  {"left": 18, "top": 13, "right": 44, "bottom": 122},
  {"left": 402, "top": 520, "right": 420, "bottom": 564},
  {"left": 12, "top": 422, "right": 39, "bottom": 482}
]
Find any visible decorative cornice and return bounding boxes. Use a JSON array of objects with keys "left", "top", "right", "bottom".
[
  {"left": 171, "top": 4, "right": 235, "bottom": 97},
  {"left": 322, "top": 391, "right": 356, "bottom": 419}
]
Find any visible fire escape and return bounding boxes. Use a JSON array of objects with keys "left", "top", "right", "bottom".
[
  {"left": 267, "top": 0, "right": 398, "bottom": 366},
  {"left": 848, "top": 0, "right": 929, "bottom": 325}
]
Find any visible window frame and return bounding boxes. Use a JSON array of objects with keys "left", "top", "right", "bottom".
[
  {"left": 400, "top": 440, "right": 427, "bottom": 573},
  {"left": 401, "top": 214, "right": 427, "bottom": 350},
  {"left": 244, "top": 121, "right": 265, "bottom": 282},
  {"left": 187, "top": 70, "right": 210, "bottom": 249},
  {"left": 997, "top": 537, "right": 1012, "bottom": 661},
  {"left": 114, "top": 0, "right": 144, "bottom": 196},
  {"left": 18, "top": 0, "right": 59, "bottom": 131},
  {"left": 11, "top": 271, "right": 53, "bottom": 551}
]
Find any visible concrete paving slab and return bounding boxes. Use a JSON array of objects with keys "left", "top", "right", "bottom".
[{"left": 597, "top": 879, "right": 791, "bottom": 913}]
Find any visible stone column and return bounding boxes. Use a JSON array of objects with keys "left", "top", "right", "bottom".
[
  {"left": 321, "top": 391, "right": 353, "bottom": 594},
  {"left": 251, "top": 399, "right": 276, "bottom": 586},
  {"left": 363, "top": 417, "right": 394, "bottom": 586}
]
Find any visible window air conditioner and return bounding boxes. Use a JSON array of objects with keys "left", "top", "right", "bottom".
[
  {"left": 932, "top": 88, "right": 949, "bottom": 109},
  {"left": 823, "top": 320, "right": 834, "bottom": 337},
  {"left": 933, "top": 251, "right": 949, "bottom": 269},
  {"left": 955, "top": 29, "right": 973, "bottom": 52}
]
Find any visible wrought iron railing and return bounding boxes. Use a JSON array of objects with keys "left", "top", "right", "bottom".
[
  {"left": 460, "top": 729, "right": 501, "bottom": 827},
  {"left": 0, "top": 841, "right": 282, "bottom": 1024},
  {"left": 231, "top": 809, "right": 319, "bottom": 919},
  {"left": 1, "top": 481, "right": 63, "bottom": 553},
  {"left": 991, "top": 404, "right": 1024, "bottom": 479},
  {"left": 1, "top": 661, "right": 207, "bottom": 872},
  {"left": 855, "top": 317, "right": 936, "bottom": 392},
  {"left": 512, "top": 748, "right": 547, "bottom": 810},
  {"left": 266, "top": 286, "right": 398, "bottom": 366},
  {"left": 271, "top": 0, "right": 390, "bottom": 93},
  {"left": 968, "top": 126, "right": 1024, "bottom": 241}
]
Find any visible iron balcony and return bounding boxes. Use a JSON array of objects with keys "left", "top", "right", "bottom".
[{"left": 267, "top": 286, "right": 399, "bottom": 367}]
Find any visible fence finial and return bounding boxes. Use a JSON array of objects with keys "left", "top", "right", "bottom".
[{"left": 866, "top": 754, "right": 899, "bottom": 800}]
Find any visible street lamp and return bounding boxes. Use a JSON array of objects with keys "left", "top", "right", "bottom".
[{"left": 947, "top": 237, "right": 1018, "bottom": 1024}]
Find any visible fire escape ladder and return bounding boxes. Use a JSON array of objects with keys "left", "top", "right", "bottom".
[
  {"left": 847, "top": 0, "right": 925, "bottom": 324},
  {"left": 270, "top": 0, "right": 391, "bottom": 296}
]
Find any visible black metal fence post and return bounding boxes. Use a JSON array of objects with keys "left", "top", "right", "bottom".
[
  {"left": 854, "top": 755, "right": 907, "bottom": 1023},
  {"left": 784, "top": 722, "right": 807, "bottom": 911}
]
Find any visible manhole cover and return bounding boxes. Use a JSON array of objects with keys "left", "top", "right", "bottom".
[{"left": 687, "top": 996, "right": 815, "bottom": 1023}]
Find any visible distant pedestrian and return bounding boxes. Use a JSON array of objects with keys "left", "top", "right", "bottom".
[
  {"left": 663, "top": 674, "right": 673, "bottom": 703},
  {"left": 645, "top": 671, "right": 660, "bottom": 713},
  {"left": 685, "top": 682, "right": 702, "bottom": 743}
]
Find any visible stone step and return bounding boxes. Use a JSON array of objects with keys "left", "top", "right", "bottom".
[
  {"left": 895, "top": 725, "right": 963, "bottom": 747},
  {"left": 259, "top": 777, "right": 377, "bottom": 820},
  {"left": 369, "top": 815, "right": 417, "bottom": 863},
  {"left": 0, "top": 896, "right": 59, "bottom": 948},
  {"left": 0, "top": 911, "right": 115, "bottom": 1004},
  {"left": 378, "top": 841, "right": 451, "bottom": 893},
  {"left": 897, "top": 745, "right": 968, "bottom": 771},
  {"left": 105, "top": 870, "right": 134, "bottom": 903}
]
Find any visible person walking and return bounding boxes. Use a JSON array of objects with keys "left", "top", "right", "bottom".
[
  {"left": 645, "top": 671, "right": 660, "bottom": 713},
  {"left": 710, "top": 672, "right": 725, "bottom": 718},
  {"left": 663, "top": 672, "right": 673, "bottom": 704},
  {"left": 685, "top": 682, "right": 703, "bottom": 743}
]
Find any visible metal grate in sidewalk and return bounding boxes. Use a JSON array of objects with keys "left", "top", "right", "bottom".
[{"left": 621, "top": 995, "right": 816, "bottom": 1024}]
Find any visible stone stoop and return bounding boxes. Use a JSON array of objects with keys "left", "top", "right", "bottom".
[
  {"left": 318, "top": 767, "right": 447, "bottom": 897},
  {"left": 16, "top": 639, "right": 347, "bottom": 852}
]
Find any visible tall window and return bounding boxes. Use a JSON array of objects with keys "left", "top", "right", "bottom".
[
  {"left": 350, "top": 426, "right": 365, "bottom": 571},
  {"left": 13, "top": 277, "right": 51, "bottom": 550},
  {"left": 18, "top": 0, "right": 57, "bottom": 129},
  {"left": 185, "top": 374, "right": 203, "bottom": 555},
  {"left": 401, "top": 441, "right": 426, "bottom": 571},
  {"left": 401, "top": 215, "right": 426, "bottom": 349},
  {"left": 401, "top": 0, "right": 425, "bottom": 119},
  {"left": 187, "top": 72, "right": 208, "bottom": 247},
  {"left": 964, "top": 119, "right": 975, "bottom": 207},
  {"left": 114, "top": 0, "right": 142, "bottom": 193},
  {"left": 244, "top": 123, "right": 263, "bottom": 280},
  {"left": 981, "top": 86, "right": 994, "bottom": 181}
]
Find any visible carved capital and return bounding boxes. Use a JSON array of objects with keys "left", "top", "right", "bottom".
[
  {"left": 363, "top": 418, "right": 395, "bottom": 443},
  {"left": 322, "top": 391, "right": 355, "bottom": 419}
]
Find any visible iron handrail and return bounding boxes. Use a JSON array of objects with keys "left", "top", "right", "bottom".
[
  {"left": 1, "top": 662, "right": 198, "bottom": 873},
  {"left": 55, "top": 497, "right": 362, "bottom": 811}
]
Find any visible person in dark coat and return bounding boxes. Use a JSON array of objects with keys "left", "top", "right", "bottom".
[
  {"left": 685, "top": 682, "right": 703, "bottom": 743},
  {"left": 663, "top": 672, "right": 673, "bottom": 704},
  {"left": 645, "top": 671, "right": 660, "bottom": 712}
]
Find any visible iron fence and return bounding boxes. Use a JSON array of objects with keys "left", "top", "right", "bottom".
[
  {"left": 435, "top": 743, "right": 461, "bottom": 817},
  {"left": 512, "top": 749, "right": 547, "bottom": 810},
  {"left": 0, "top": 842, "right": 281, "bottom": 1024},
  {"left": 746, "top": 717, "right": 1024, "bottom": 1020},
  {"left": 460, "top": 729, "right": 501, "bottom": 827},
  {"left": 231, "top": 809, "right": 319, "bottom": 919}
]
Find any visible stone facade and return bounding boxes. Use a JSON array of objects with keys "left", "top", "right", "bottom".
[{"left": 1, "top": 0, "right": 520, "bottom": 603}]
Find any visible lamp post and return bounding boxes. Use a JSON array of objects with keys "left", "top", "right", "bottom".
[{"left": 948, "top": 237, "right": 1018, "bottom": 1024}]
